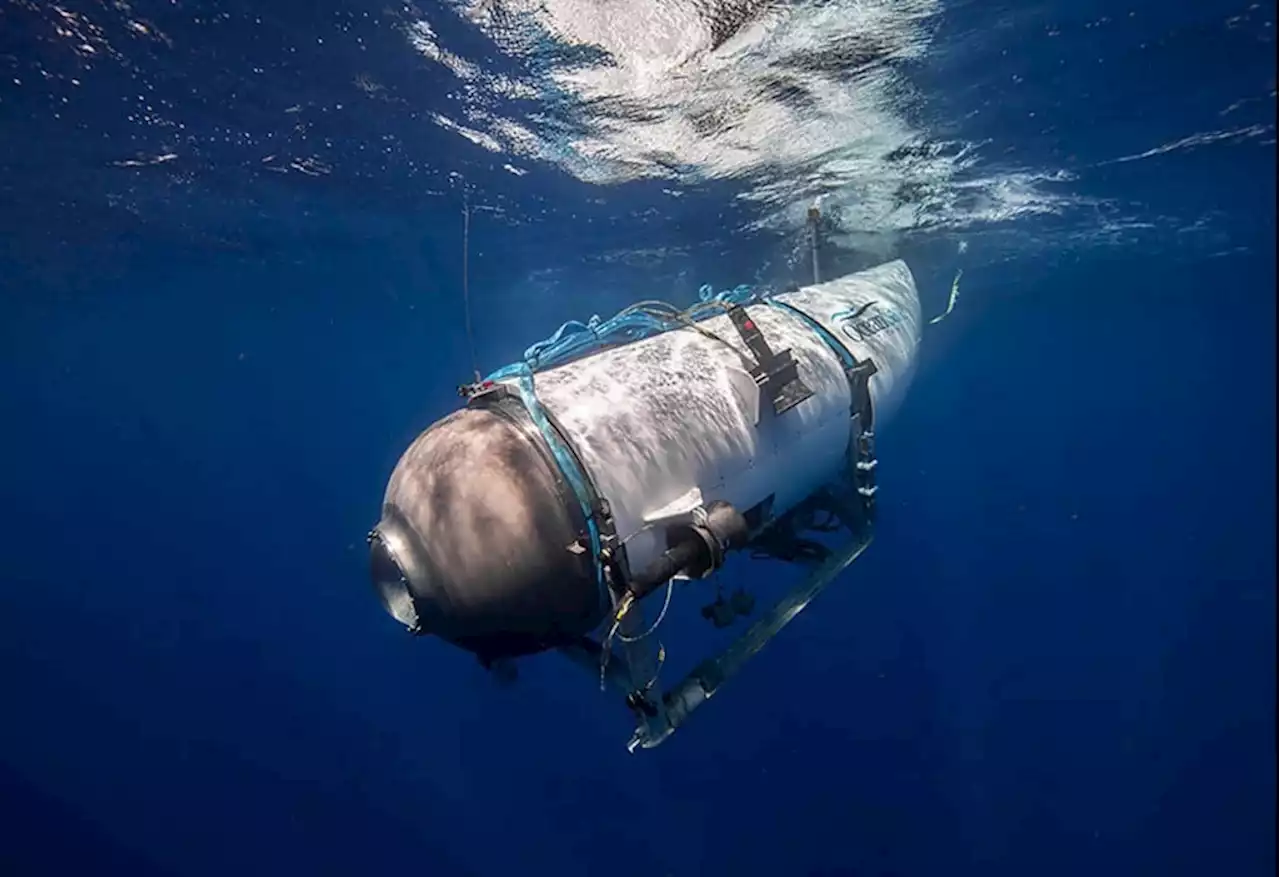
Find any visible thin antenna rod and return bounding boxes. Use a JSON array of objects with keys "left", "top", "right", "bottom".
[
  {"left": 807, "top": 200, "right": 821, "bottom": 285},
  {"left": 462, "top": 198, "right": 481, "bottom": 383}
]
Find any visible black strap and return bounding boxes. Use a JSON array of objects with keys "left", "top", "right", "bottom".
[
  {"left": 726, "top": 304, "right": 815, "bottom": 416},
  {"left": 845, "top": 359, "right": 877, "bottom": 433},
  {"left": 844, "top": 359, "right": 878, "bottom": 526}
]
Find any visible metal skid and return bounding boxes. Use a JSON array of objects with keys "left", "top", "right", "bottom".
[{"left": 561, "top": 404, "right": 879, "bottom": 753}]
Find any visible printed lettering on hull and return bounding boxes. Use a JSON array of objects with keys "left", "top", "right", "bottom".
[{"left": 834, "top": 301, "right": 908, "bottom": 342}]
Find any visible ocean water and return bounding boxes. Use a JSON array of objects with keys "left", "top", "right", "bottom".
[{"left": 0, "top": 1, "right": 1275, "bottom": 875}]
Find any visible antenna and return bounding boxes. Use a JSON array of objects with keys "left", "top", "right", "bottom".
[
  {"left": 806, "top": 197, "right": 822, "bottom": 285},
  {"left": 462, "top": 196, "right": 481, "bottom": 384}
]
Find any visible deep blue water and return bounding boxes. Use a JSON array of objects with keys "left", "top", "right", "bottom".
[{"left": 1, "top": 1, "right": 1275, "bottom": 875}]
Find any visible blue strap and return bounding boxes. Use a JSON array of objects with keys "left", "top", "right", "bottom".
[
  {"left": 502, "top": 362, "right": 611, "bottom": 611},
  {"left": 764, "top": 299, "right": 859, "bottom": 372},
  {"left": 765, "top": 298, "right": 877, "bottom": 515}
]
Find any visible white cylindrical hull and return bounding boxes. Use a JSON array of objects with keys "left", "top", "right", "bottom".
[{"left": 503, "top": 260, "right": 921, "bottom": 575}]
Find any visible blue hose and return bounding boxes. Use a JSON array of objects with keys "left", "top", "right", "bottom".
[{"left": 486, "top": 283, "right": 757, "bottom": 380}]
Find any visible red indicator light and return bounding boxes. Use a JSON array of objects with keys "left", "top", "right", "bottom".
[{"left": 743, "top": 320, "right": 755, "bottom": 330}]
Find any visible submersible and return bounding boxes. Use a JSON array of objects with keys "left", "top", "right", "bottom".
[{"left": 367, "top": 258, "right": 921, "bottom": 750}]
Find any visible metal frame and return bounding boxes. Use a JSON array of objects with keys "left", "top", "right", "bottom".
[{"left": 559, "top": 403, "right": 879, "bottom": 752}]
